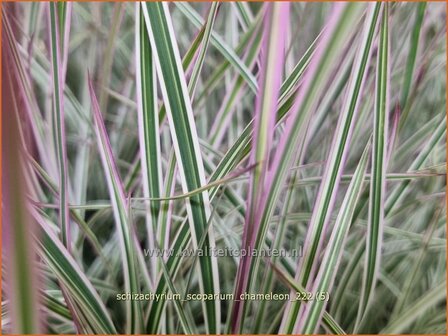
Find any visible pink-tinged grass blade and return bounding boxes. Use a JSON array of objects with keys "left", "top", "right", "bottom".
[
  {"left": 218, "top": 3, "right": 365, "bottom": 334},
  {"left": 2, "top": 33, "right": 42, "bottom": 334},
  {"left": 230, "top": 3, "right": 290, "bottom": 332},
  {"left": 2, "top": 9, "right": 57, "bottom": 180},
  {"left": 88, "top": 78, "right": 143, "bottom": 333}
]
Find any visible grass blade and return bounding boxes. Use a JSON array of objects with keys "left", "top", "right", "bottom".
[
  {"left": 400, "top": 2, "right": 426, "bottom": 111},
  {"left": 175, "top": 2, "right": 258, "bottom": 93},
  {"left": 88, "top": 79, "right": 143, "bottom": 333},
  {"left": 357, "top": 4, "right": 389, "bottom": 327},
  {"left": 282, "top": 4, "right": 380, "bottom": 331},
  {"left": 135, "top": 3, "right": 162, "bottom": 285},
  {"left": 56, "top": 2, "right": 71, "bottom": 81},
  {"left": 271, "top": 263, "right": 346, "bottom": 335},
  {"left": 32, "top": 209, "right": 117, "bottom": 334},
  {"left": 141, "top": 3, "right": 220, "bottom": 332},
  {"left": 231, "top": 3, "right": 290, "bottom": 332},
  {"left": 298, "top": 141, "right": 371, "bottom": 333},
  {"left": 187, "top": 2, "right": 220, "bottom": 100},
  {"left": 381, "top": 280, "right": 446, "bottom": 334},
  {"left": 3, "top": 43, "right": 42, "bottom": 333},
  {"left": 48, "top": 2, "right": 70, "bottom": 249},
  {"left": 223, "top": 3, "right": 365, "bottom": 332},
  {"left": 385, "top": 114, "right": 446, "bottom": 214}
]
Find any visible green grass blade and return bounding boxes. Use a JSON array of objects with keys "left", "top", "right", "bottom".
[
  {"left": 385, "top": 114, "right": 446, "bottom": 214},
  {"left": 88, "top": 80, "right": 143, "bottom": 333},
  {"left": 141, "top": 3, "right": 220, "bottom": 332},
  {"left": 381, "top": 280, "right": 446, "bottom": 334},
  {"left": 400, "top": 2, "right": 426, "bottom": 112},
  {"left": 48, "top": 2, "right": 70, "bottom": 249},
  {"left": 232, "top": 2, "right": 253, "bottom": 29},
  {"left": 56, "top": 2, "right": 71, "bottom": 80},
  {"left": 135, "top": 3, "right": 162, "bottom": 285},
  {"left": 3, "top": 52, "right": 42, "bottom": 333},
  {"left": 282, "top": 5, "right": 380, "bottom": 331},
  {"left": 188, "top": 2, "right": 219, "bottom": 100},
  {"left": 175, "top": 2, "right": 258, "bottom": 93},
  {"left": 357, "top": 4, "right": 389, "bottom": 327},
  {"left": 299, "top": 141, "right": 371, "bottom": 334},
  {"left": 271, "top": 263, "right": 346, "bottom": 335},
  {"left": 32, "top": 209, "right": 116, "bottom": 333}
]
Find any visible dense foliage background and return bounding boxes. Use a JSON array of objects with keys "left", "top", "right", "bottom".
[{"left": 2, "top": 2, "right": 446, "bottom": 334}]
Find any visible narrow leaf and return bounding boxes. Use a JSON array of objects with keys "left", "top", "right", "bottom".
[
  {"left": 48, "top": 2, "right": 70, "bottom": 249},
  {"left": 88, "top": 79, "right": 143, "bottom": 333},
  {"left": 282, "top": 4, "right": 381, "bottom": 330},
  {"left": 299, "top": 141, "right": 371, "bottom": 334},
  {"left": 231, "top": 3, "right": 290, "bottom": 332},
  {"left": 357, "top": 4, "right": 389, "bottom": 326},
  {"left": 32, "top": 209, "right": 117, "bottom": 334},
  {"left": 141, "top": 3, "right": 220, "bottom": 332},
  {"left": 3, "top": 43, "right": 42, "bottom": 333}
]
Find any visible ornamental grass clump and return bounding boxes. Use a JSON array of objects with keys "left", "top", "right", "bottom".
[{"left": 2, "top": 2, "right": 446, "bottom": 334}]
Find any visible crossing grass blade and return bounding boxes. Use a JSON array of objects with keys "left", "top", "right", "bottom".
[
  {"left": 3, "top": 3, "right": 445, "bottom": 334},
  {"left": 32, "top": 209, "right": 117, "bottom": 334},
  {"left": 194, "top": 10, "right": 264, "bottom": 106},
  {"left": 282, "top": 4, "right": 380, "bottom": 332},
  {"left": 389, "top": 207, "right": 442, "bottom": 320},
  {"left": 298, "top": 141, "right": 370, "bottom": 334},
  {"left": 187, "top": 2, "right": 220, "bottom": 100},
  {"left": 88, "top": 79, "right": 143, "bottom": 333},
  {"left": 221, "top": 3, "right": 365, "bottom": 333},
  {"left": 270, "top": 263, "right": 346, "bottom": 335},
  {"left": 357, "top": 5, "right": 389, "bottom": 327},
  {"left": 207, "top": 29, "right": 322, "bottom": 203},
  {"left": 141, "top": 3, "right": 220, "bottom": 332},
  {"left": 175, "top": 2, "right": 258, "bottom": 93},
  {"left": 208, "top": 26, "right": 262, "bottom": 147},
  {"left": 381, "top": 280, "right": 446, "bottom": 334},
  {"left": 385, "top": 114, "right": 446, "bottom": 214}
]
